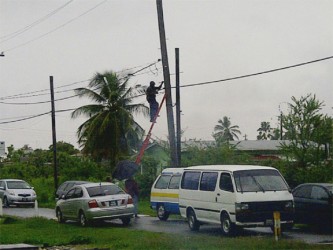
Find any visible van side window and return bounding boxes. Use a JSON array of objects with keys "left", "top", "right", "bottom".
[
  {"left": 181, "top": 172, "right": 200, "bottom": 190},
  {"left": 168, "top": 175, "right": 181, "bottom": 189},
  {"left": 220, "top": 173, "right": 234, "bottom": 192},
  {"left": 200, "top": 172, "right": 218, "bottom": 191},
  {"left": 155, "top": 175, "right": 172, "bottom": 189}
]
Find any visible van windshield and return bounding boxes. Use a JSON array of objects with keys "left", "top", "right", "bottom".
[{"left": 233, "top": 169, "right": 289, "bottom": 192}]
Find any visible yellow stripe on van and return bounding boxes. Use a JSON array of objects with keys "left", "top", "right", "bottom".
[{"left": 151, "top": 192, "right": 179, "bottom": 198}]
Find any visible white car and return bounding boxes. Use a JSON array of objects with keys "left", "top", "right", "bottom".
[
  {"left": 0, "top": 179, "right": 37, "bottom": 207},
  {"left": 55, "top": 182, "right": 134, "bottom": 227}
]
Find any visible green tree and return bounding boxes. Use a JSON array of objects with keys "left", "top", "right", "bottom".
[
  {"left": 213, "top": 116, "right": 241, "bottom": 144},
  {"left": 71, "top": 71, "right": 148, "bottom": 168},
  {"left": 49, "top": 141, "right": 79, "bottom": 155},
  {"left": 281, "top": 94, "right": 332, "bottom": 168},
  {"left": 257, "top": 121, "right": 272, "bottom": 140}
]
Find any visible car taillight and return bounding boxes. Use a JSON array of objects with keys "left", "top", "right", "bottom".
[
  {"left": 128, "top": 197, "right": 133, "bottom": 204},
  {"left": 88, "top": 199, "right": 99, "bottom": 208}
]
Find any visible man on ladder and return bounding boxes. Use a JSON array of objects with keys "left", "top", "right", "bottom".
[{"left": 146, "top": 81, "right": 164, "bottom": 122}]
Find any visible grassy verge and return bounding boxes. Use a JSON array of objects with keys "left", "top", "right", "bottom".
[{"left": 0, "top": 216, "right": 331, "bottom": 250}]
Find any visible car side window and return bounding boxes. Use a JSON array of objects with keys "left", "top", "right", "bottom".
[
  {"left": 168, "top": 175, "right": 181, "bottom": 189},
  {"left": 155, "top": 175, "right": 172, "bottom": 189},
  {"left": 311, "top": 186, "right": 329, "bottom": 200},
  {"left": 200, "top": 172, "right": 218, "bottom": 191},
  {"left": 65, "top": 188, "right": 75, "bottom": 199},
  {"left": 0, "top": 181, "right": 4, "bottom": 188},
  {"left": 74, "top": 187, "right": 83, "bottom": 198},
  {"left": 220, "top": 173, "right": 234, "bottom": 192},
  {"left": 181, "top": 172, "right": 201, "bottom": 190},
  {"left": 293, "top": 186, "right": 311, "bottom": 198}
]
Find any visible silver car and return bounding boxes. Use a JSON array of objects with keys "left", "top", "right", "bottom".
[
  {"left": 55, "top": 182, "right": 134, "bottom": 226},
  {"left": 0, "top": 179, "right": 37, "bottom": 207}
]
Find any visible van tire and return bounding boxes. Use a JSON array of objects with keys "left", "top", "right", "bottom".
[
  {"left": 221, "top": 213, "right": 235, "bottom": 236},
  {"left": 157, "top": 205, "right": 169, "bottom": 221},
  {"left": 187, "top": 209, "right": 200, "bottom": 231}
]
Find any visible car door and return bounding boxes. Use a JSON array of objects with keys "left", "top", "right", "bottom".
[
  {"left": 293, "top": 185, "right": 312, "bottom": 223},
  {"left": 61, "top": 188, "right": 76, "bottom": 218},
  {"left": 309, "top": 185, "right": 330, "bottom": 223}
]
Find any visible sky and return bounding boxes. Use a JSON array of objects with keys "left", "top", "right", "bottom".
[{"left": 0, "top": 0, "right": 332, "bottom": 152}]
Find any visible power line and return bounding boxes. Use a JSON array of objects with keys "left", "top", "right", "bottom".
[
  {"left": 180, "top": 56, "right": 333, "bottom": 88},
  {"left": 2, "top": 0, "right": 108, "bottom": 53},
  {"left": 1, "top": 56, "right": 331, "bottom": 122},
  {"left": 0, "top": 59, "right": 161, "bottom": 101},
  {"left": 0, "top": 0, "right": 74, "bottom": 43},
  {"left": 0, "top": 112, "right": 50, "bottom": 124}
]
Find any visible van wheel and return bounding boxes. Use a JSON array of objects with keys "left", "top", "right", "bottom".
[
  {"left": 221, "top": 213, "right": 236, "bottom": 236},
  {"left": 157, "top": 205, "right": 169, "bottom": 221},
  {"left": 187, "top": 209, "right": 200, "bottom": 231}
]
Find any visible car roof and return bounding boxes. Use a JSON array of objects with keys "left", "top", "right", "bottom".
[
  {"left": 184, "top": 165, "right": 277, "bottom": 172},
  {"left": 0, "top": 179, "right": 27, "bottom": 182},
  {"left": 161, "top": 168, "right": 184, "bottom": 175},
  {"left": 295, "top": 183, "right": 333, "bottom": 188},
  {"left": 77, "top": 182, "right": 117, "bottom": 188}
]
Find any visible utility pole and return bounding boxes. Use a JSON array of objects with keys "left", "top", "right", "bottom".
[
  {"left": 156, "top": 0, "right": 178, "bottom": 167},
  {"left": 175, "top": 48, "right": 181, "bottom": 166},
  {"left": 50, "top": 76, "right": 58, "bottom": 191}
]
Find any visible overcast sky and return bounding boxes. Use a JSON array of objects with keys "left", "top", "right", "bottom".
[{"left": 0, "top": 0, "right": 332, "bottom": 151}]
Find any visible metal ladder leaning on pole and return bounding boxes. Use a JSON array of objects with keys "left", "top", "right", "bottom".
[
  {"left": 112, "top": 94, "right": 166, "bottom": 180},
  {"left": 136, "top": 93, "right": 166, "bottom": 164}
]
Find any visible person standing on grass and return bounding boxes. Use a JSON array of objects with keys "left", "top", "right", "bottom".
[{"left": 125, "top": 177, "right": 139, "bottom": 217}]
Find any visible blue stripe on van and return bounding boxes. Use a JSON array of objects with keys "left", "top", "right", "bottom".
[{"left": 151, "top": 201, "right": 180, "bottom": 215}]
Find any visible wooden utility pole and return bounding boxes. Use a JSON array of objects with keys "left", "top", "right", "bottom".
[
  {"left": 50, "top": 76, "right": 58, "bottom": 191},
  {"left": 156, "top": 0, "right": 178, "bottom": 167},
  {"left": 175, "top": 48, "right": 181, "bottom": 166}
]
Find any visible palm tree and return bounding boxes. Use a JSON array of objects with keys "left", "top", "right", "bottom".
[
  {"left": 257, "top": 121, "right": 272, "bottom": 140},
  {"left": 71, "top": 71, "right": 149, "bottom": 166},
  {"left": 213, "top": 116, "right": 241, "bottom": 143}
]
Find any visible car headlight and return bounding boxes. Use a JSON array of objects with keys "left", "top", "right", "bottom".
[
  {"left": 8, "top": 191, "right": 16, "bottom": 196},
  {"left": 236, "top": 203, "right": 249, "bottom": 212}
]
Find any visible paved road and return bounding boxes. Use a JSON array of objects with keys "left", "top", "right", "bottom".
[{"left": 1, "top": 207, "right": 332, "bottom": 245}]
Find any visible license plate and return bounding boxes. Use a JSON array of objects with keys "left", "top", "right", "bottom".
[
  {"left": 22, "top": 198, "right": 28, "bottom": 201},
  {"left": 109, "top": 200, "right": 117, "bottom": 206}
]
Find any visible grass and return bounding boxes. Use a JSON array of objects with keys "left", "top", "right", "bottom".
[{"left": 0, "top": 216, "right": 331, "bottom": 250}]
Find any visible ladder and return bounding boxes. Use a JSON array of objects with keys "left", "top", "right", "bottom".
[{"left": 135, "top": 94, "right": 166, "bottom": 164}]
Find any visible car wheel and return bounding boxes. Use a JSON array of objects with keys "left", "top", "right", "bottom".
[
  {"left": 121, "top": 217, "right": 131, "bottom": 226},
  {"left": 221, "top": 213, "right": 236, "bottom": 236},
  {"left": 187, "top": 209, "right": 200, "bottom": 231},
  {"left": 79, "top": 211, "right": 88, "bottom": 227},
  {"left": 157, "top": 205, "right": 170, "bottom": 221},
  {"left": 3, "top": 197, "right": 9, "bottom": 208},
  {"left": 56, "top": 208, "right": 65, "bottom": 223}
]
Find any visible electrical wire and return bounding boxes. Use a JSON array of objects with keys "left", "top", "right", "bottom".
[
  {"left": 180, "top": 56, "right": 333, "bottom": 88},
  {"left": 2, "top": 0, "right": 108, "bottom": 53},
  {"left": 1, "top": 56, "right": 331, "bottom": 123},
  {"left": 0, "top": 0, "right": 74, "bottom": 43}
]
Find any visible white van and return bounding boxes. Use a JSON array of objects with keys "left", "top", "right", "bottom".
[
  {"left": 150, "top": 168, "right": 184, "bottom": 220},
  {"left": 179, "top": 165, "right": 294, "bottom": 235}
]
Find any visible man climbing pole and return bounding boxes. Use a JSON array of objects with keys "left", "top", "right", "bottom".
[{"left": 146, "top": 81, "right": 164, "bottom": 122}]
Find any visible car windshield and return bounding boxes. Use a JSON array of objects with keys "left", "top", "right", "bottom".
[
  {"left": 7, "top": 181, "right": 31, "bottom": 189},
  {"left": 87, "top": 184, "right": 124, "bottom": 197},
  {"left": 234, "top": 169, "right": 289, "bottom": 192}
]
